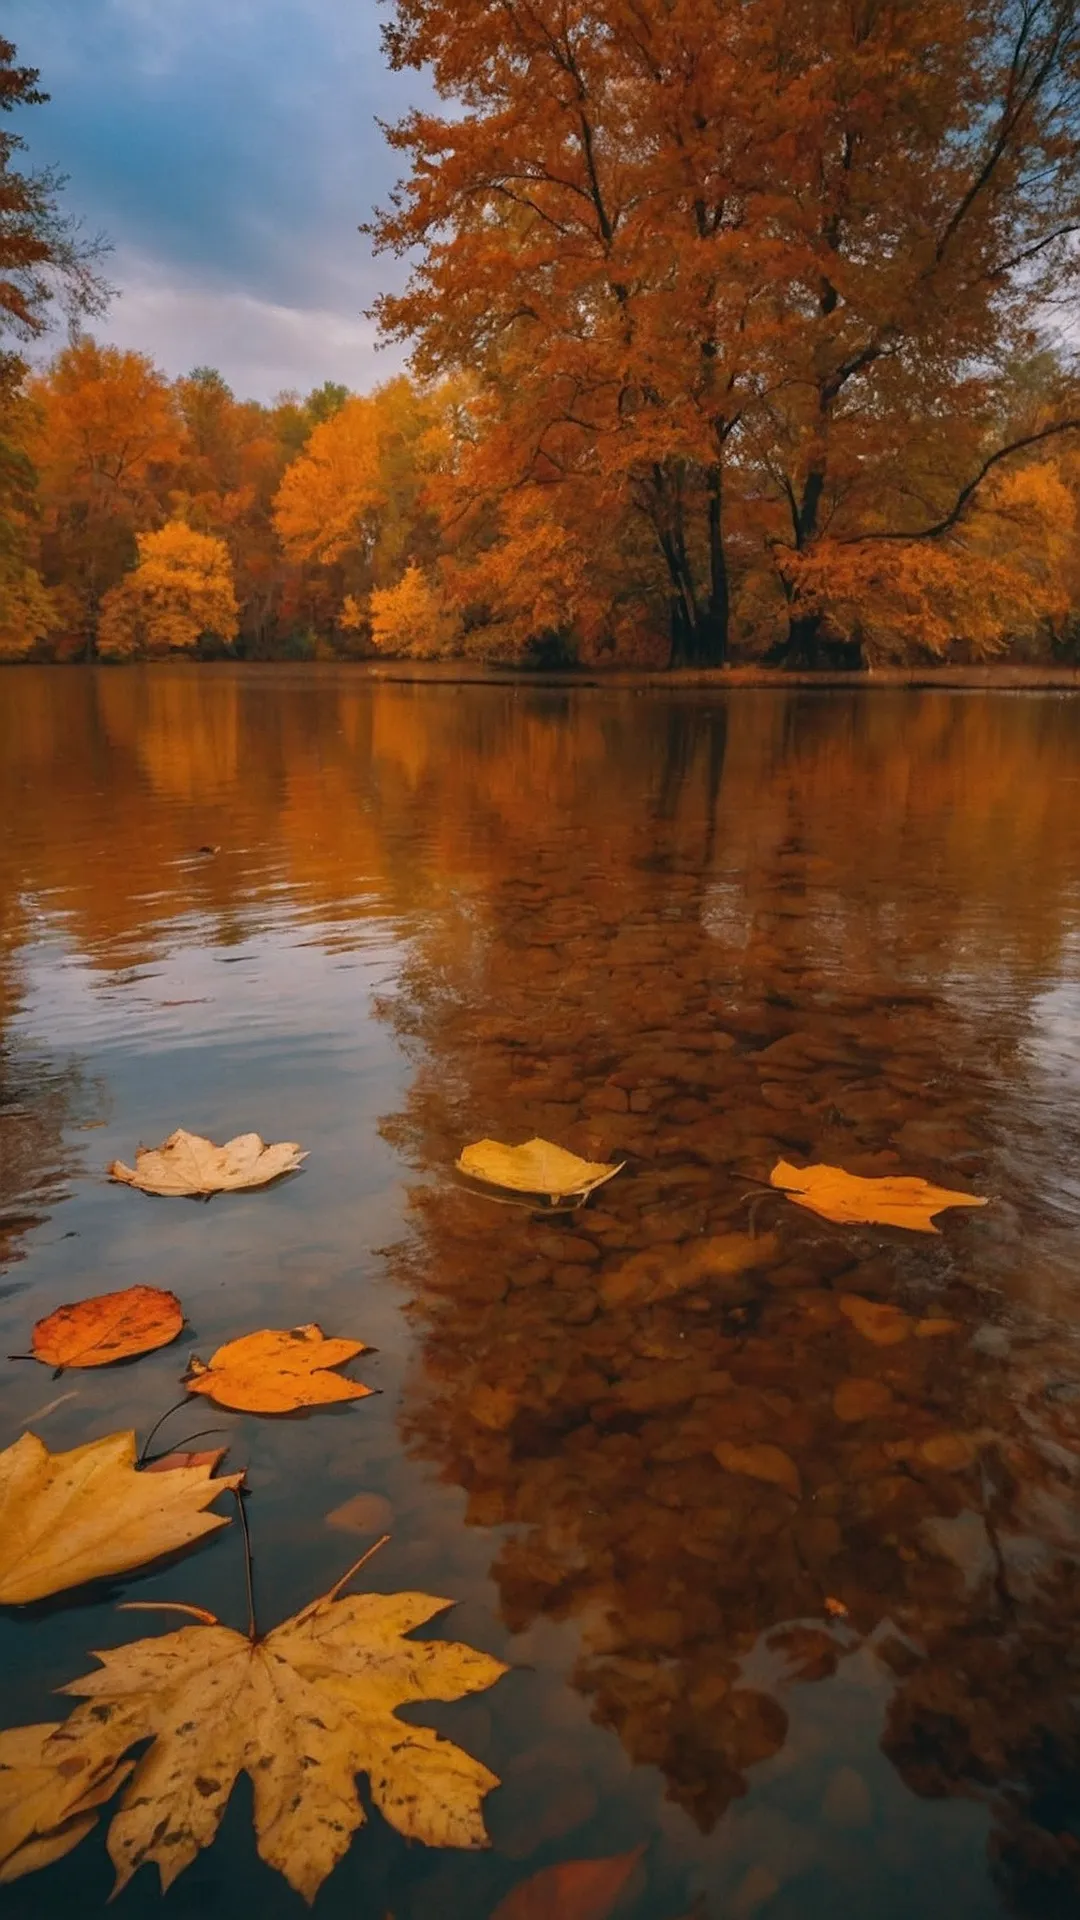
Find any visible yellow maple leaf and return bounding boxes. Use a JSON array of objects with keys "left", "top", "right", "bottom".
[
  {"left": 183, "top": 1324, "right": 372, "bottom": 1413},
  {"left": 770, "top": 1159, "right": 987, "bottom": 1233},
  {"left": 0, "top": 1431, "right": 242, "bottom": 1605},
  {"left": 0, "top": 1723, "right": 133, "bottom": 1884},
  {"left": 0, "top": 1579, "right": 506, "bottom": 1902},
  {"left": 456, "top": 1136, "right": 624, "bottom": 1205}
]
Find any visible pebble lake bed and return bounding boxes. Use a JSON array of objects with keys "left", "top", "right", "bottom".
[{"left": 1, "top": 666, "right": 1079, "bottom": 1919}]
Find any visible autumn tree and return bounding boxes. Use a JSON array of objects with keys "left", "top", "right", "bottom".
[
  {"left": 0, "top": 537, "right": 57, "bottom": 659},
  {"left": 743, "top": 0, "right": 1080, "bottom": 663},
  {"left": 361, "top": 562, "right": 462, "bottom": 657},
  {"left": 27, "top": 339, "right": 184, "bottom": 644},
  {"left": 305, "top": 380, "right": 350, "bottom": 428},
  {"left": 371, "top": 0, "right": 1080, "bottom": 668},
  {"left": 173, "top": 367, "right": 306, "bottom": 654},
  {"left": 439, "top": 446, "right": 667, "bottom": 662},
  {"left": 273, "top": 376, "right": 452, "bottom": 641},
  {"left": 370, "top": 0, "right": 764, "bottom": 665},
  {"left": 97, "top": 522, "right": 239, "bottom": 660},
  {"left": 0, "top": 37, "right": 110, "bottom": 657},
  {"left": 0, "top": 38, "right": 109, "bottom": 382}
]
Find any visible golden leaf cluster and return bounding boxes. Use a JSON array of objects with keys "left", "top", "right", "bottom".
[
  {"left": 0, "top": 1097, "right": 509, "bottom": 1903},
  {"left": 0, "top": 1578, "right": 505, "bottom": 1902}
]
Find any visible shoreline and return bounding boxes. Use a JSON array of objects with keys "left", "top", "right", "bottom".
[
  {"left": 8, "top": 659, "right": 1080, "bottom": 690},
  {"left": 362, "top": 661, "right": 1080, "bottom": 690}
]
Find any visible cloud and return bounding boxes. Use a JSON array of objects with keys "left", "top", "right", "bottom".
[
  {"left": 71, "top": 248, "right": 409, "bottom": 400},
  {"left": 6, "top": 0, "right": 431, "bottom": 396}
]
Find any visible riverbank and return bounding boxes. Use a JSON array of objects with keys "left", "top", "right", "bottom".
[
  {"left": 7, "top": 657, "right": 1080, "bottom": 689},
  {"left": 362, "top": 660, "right": 1080, "bottom": 689}
]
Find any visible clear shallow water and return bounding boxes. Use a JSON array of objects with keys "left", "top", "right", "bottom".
[{"left": 1, "top": 667, "right": 1079, "bottom": 1919}]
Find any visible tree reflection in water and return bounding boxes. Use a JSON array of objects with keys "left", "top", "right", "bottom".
[
  {"left": 0, "top": 1044, "right": 93, "bottom": 1283},
  {"left": 373, "top": 695, "right": 1080, "bottom": 1916}
]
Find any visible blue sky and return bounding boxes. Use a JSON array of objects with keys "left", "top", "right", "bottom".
[{"left": 8, "top": 0, "right": 429, "bottom": 399}]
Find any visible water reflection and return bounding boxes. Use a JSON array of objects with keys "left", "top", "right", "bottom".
[
  {"left": 369, "top": 688, "right": 1080, "bottom": 1913},
  {"left": 0, "top": 1045, "right": 94, "bottom": 1280},
  {"left": 0, "top": 669, "right": 1078, "bottom": 1917}
]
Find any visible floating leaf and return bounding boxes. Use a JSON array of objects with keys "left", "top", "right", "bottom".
[
  {"left": 0, "top": 1722, "right": 134, "bottom": 1884},
  {"left": 1, "top": 1578, "right": 506, "bottom": 1902},
  {"left": 0, "top": 1431, "right": 241, "bottom": 1605},
  {"left": 770, "top": 1159, "right": 987, "bottom": 1233},
  {"left": 456, "top": 1137, "right": 624, "bottom": 1205},
  {"left": 491, "top": 1847, "right": 646, "bottom": 1920},
  {"left": 31, "top": 1285, "right": 183, "bottom": 1370},
  {"left": 184, "top": 1324, "right": 372, "bottom": 1413},
  {"left": 144, "top": 1448, "right": 229, "bottom": 1476},
  {"left": 109, "top": 1128, "right": 306, "bottom": 1197}
]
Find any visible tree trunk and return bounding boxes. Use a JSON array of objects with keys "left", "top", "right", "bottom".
[
  {"left": 655, "top": 466, "right": 729, "bottom": 667},
  {"left": 764, "top": 459, "right": 827, "bottom": 666},
  {"left": 699, "top": 461, "right": 729, "bottom": 666},
  {"left": 657, "top": 528, "right": 699, "bottom": 667},
  {"left": 667, "top": 595, "right": 692, "bottom": 666},
  {"left": 765, "top": 615, "right": 866, "bottom": 669},
  {"left": 785, "top": 611, "right": 821, "bottom": 667}
]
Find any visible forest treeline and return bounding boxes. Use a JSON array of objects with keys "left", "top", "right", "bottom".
[{"left": 4, "top": 4, "right": 1080, "bottom": 670}]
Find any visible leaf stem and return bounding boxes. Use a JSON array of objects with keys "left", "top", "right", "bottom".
[
  {"left": 235, "top": 1485, "right": 258, "bottom": 1641},
  {"left": 141, "top": 1426, "right": 229, "bottom": 1467},
  {"left": 118, "top": 1601, "right": 220, "bottom": 1626},
  {"left": 137, "top": 1398, "right": 194, "bottom": 1466},
  {"left": 319, "top": 1534, "right": 391, "bottom": 1610}
]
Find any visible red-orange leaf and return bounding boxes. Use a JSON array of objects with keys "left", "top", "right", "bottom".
[
  {"left": 31, "top": 1286, "right": 183, "bottom": 1369},
  {"left": 490, "top": 1847, "right": 645, "bottom": 1920},
  {"left": 143, "top": 1448, "right": 229, "bottom": 1476}
]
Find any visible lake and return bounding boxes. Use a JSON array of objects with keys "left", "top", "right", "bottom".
[{"left": 1, "top": 666, "right": 1079, "bottom": 1920}]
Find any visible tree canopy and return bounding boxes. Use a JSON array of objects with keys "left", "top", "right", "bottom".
[
  {"left": 369, "top": 0, "right": 1080, "bottom": 665},
  {"left": 3, "top": 15, "right": 1080, "bottom": 668}
]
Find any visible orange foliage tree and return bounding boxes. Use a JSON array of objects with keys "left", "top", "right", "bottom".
[
  {"left": 174, "top": 367, "right": 303, "bottom": 655},
  {"left": 370, "top": 0, "right": 1080, "bottom": 666},
  {"left": 27, "top": 339, "right": 184, "bottom": 645},
  {"left": 776, "top": 462, "right": 1077, "bottom": 663},
  {"left": 272, "top": 376, "right": 455, "bottom": 645},
  {"left": 17, "top": 349, "right": 351, "bottom": 660},
  {"left": 440, "top": 466, "right": 665, "bottom": 663}
]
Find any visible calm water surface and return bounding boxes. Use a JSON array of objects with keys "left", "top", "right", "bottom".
[{"left": 1, "top": 668, "right": 1079, "bottom": 1920}]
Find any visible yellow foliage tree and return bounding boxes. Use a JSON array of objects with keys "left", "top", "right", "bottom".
[
  {"left": 273, "top": 394, "right": 385, "bottom": 568},
  {"left": 97, "top": 523, "right": 239, "bottom": 661},
  {"left": 363, "top": 564, "right": 462, "bottom": 658},
  {"left": 0, "top": 561, "right": 58, "bottom": 660},
  {"left": 273, "top": 377, "right": 465, "bottom": 639}
]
